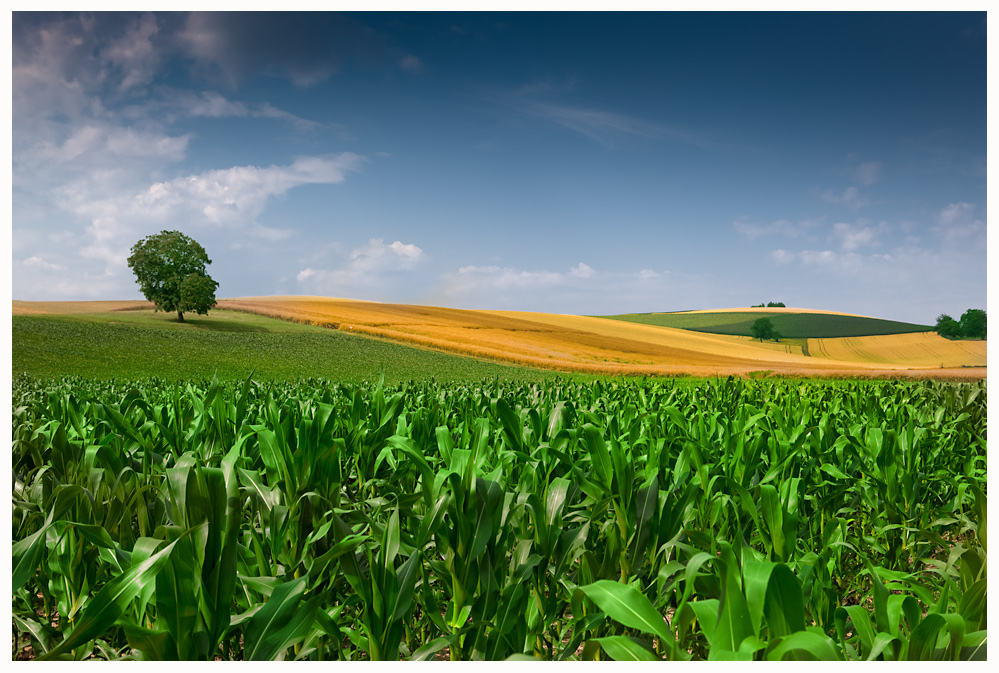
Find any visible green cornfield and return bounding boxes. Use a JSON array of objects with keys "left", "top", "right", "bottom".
[{"left": 11, "top": 374, "right": 986, "bottom": 660}]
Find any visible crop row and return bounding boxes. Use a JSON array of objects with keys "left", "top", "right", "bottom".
[{"left": 12, "top": 375, "right": 987, "bottom": 660}]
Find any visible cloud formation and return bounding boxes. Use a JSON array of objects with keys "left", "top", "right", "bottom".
[
  {"left": 12, "top": 13, "right": 368, "bottom": 301},
  {"left": 296, "top": 238, "right": 427, "bottom": 299},
  {"left": 733, "top": 217, "right": 821, "bottom": 240},
  {"left": 499, "top": 80, "right": 702, "bottom": 148},
  {"left": 433, "top": 261, "right": 713, "bottom": 314},
  {"left": 819, "top": 186, "right": 867, "bottom": 210},
  {"left": 831, "top": 221, "right": 886, "bottom": 252},
  {"left": 177, "top": 12, "right": 419, "bottom": 87},
  {"left": 935, "top": 202, "right": 985, "bottom": 240},
  {"left": 852, "top": 160, "right": 882, "bottom": 186}
]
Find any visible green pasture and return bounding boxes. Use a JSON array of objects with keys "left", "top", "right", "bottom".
[
  {"left": 602, "top": 311, "right": 934, "bottom": 339},
  {"left": 12, "top": 310, "right": 556, "bottom": 384}
]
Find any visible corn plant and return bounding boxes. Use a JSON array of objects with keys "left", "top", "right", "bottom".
[{"left": 12, "top": 373, "right": 987, "bottom": 660}]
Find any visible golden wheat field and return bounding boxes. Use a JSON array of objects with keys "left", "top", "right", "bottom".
[
  {"left": 12, "top": 300, "right": 153, "bottom": 315},
  {"left": 808, "top": 332, "right": 987, "bottom": 369}
]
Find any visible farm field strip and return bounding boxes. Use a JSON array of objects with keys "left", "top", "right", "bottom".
[
  {"left": 11, "top": 375, "right": 987, "bottom": 661},
  {"left": 603, "top": 309, "right": 934, "bottom": 339},
  {"left": 12, "top": 300, "right": 154, "bottom": 315},
  {"left": 808, "top": 332, "right": 987, "bottom": 368}
]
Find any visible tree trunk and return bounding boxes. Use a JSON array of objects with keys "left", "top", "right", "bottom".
[{"left": 177, "top": 311, "right": 185, "bottom": 322}]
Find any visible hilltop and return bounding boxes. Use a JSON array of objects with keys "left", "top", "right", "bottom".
[{"left": 602, "top": 307, "right": 934, "bottom": 339}]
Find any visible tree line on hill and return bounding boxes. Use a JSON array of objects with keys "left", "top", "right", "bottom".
[
  {"left": 935, "top": 309, "right": 986, "bottom": 340},
  {"left": 751, "top": 301, "right": 785, "bottom": 308}
]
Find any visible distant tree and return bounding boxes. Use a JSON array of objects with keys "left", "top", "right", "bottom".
[
  {"left": 751, "top": 303, "right": 766, "bottom": 308},
  {"left": 127, "top": 230, "right": 219, "bottom": 322},
  {"left": 959, "top": 309, "right": 987, "bottom": 339},
  {"left": 751, "top": 317, "right": 776, "bottom": 341},
  {"left": 766, "top": 301, "right": 786, "bottom": 308},
  {"left": 935, "top": 313, "right": 962, "bottom": 339}
]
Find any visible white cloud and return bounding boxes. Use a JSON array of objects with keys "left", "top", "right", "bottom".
[
  {"left": 733, "top": 217, "right": 821, "bottom": 240},
  {"left": 14, "top": 153, "right": 363, "bottom": 300},
  {"left": 23, "top": 255, "right": 65, "bottom": 272},
  {"left": 173, "top": 90, "right": 249, "bottom": 117},
  {"left": 768, "top": 249, "right": 795, "bottom": 264},
  {"left": 98, "top": 13, "right": 162, "bottom": 93},
  {"left": 852, "top": 160, "right": 882, "bottom": 186},
  {"left": 832, "top": 221, "right": 886, "bottom": 252},
  {"left": 799, "top": 249, "right": 847, "bottom": 268},
  {"left": 163, "top": 90, "right": 322, "bottom": 131},
  {"left": 61, "top": 154, "right": 363, "bottom": 250},
  {"left": 498, "top": 81, "right": 702, "bottom": 149},
  {"left": 819, "top": 186, "right": 867, "bottom": 209},
  {"left": 935, "top": 202, "right": 985, "bottom": 239},
  {"left": 295, "top": 238, "right": 428, "bottom": 299},
  {"left": 349, "top": 239, "right": 425, "bottom": 271},
  {"left": 432, "top": 261, "right": 713, "bottom": 314}
]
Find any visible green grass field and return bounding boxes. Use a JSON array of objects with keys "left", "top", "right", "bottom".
[
  {"left": 12, "top": 309, "right": 559, "bottom": 384},
  {"left": 602, "top": 311, "right": 934, "bottom": 339}
]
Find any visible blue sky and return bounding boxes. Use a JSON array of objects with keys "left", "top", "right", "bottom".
[{"left": 11, "top": 10, "right": 988, "bottom": 323}]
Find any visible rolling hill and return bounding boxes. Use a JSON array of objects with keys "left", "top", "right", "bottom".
[
  {"left": 13, "top": 298, "right": 986, "bottom": 380},
  {"left": 602, "top": 308, "right": 934, "bottom": 339}
]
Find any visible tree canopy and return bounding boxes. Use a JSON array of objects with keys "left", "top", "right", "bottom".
[
  {"left": 935, "top": 309, "right": 986, "bottom": 340},
  {"left": 959, "top": 309, "right": 987, "bottom": 339},
  {"left": 751, "top": 317, "right": 777, "bottom": 341},
  {"left": 127, "top": 230, "right": 218, "bottom": 322}
]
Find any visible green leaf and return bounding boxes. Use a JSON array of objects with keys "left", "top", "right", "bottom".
[
  {"left": 763, "top": 564, "right": 805, "bottom": 637},
  {"left": 582, "top": 425, "right": 613, "bottom": 490},
  {"left": 411, "top": 636, "right": 455, "bottom": 661},
  {"left": 39, "top": 537, "right": 178, "bottom": 660},
  {"left": 593, "top": 635, "right": 660, "bottom": 661},
  {"left": 578, "top": 580, "right": 671, "bottom": 641},
  {"left": 243, "top": 575, "right": 309, "bottom": 660},
  {"left": 121, "top": 623, "right": 172, "bottom": 661},
  {"left": 714, "top": 542, "right": 753, "bottom": 651},
  {"left": 12, "top": 524, "right": 49, "bottom": 591},
  {"left": 767, "top": 630, "right": 842, "bottom": 661}
]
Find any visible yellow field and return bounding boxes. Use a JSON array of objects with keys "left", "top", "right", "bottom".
[
  {"left": 12, "top": 300, "right": 153, "bottom": 315},
  {"left": 14, "top": 296, "right": 985, "bottom": 379},
  {"left": 808, "top": 332, "right": 987, "bottom": 368}
]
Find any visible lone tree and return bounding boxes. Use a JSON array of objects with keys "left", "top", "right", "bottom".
[
  {"left": 127, "top": 230, "right": 218, "bottom": 322},
  {"left": 751, "top": 317, "right": 777, "bottom": 341}
]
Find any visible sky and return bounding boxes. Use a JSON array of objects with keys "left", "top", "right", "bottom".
[{"left": 9, "top": 9, "right": 989, "bottom": 323}]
